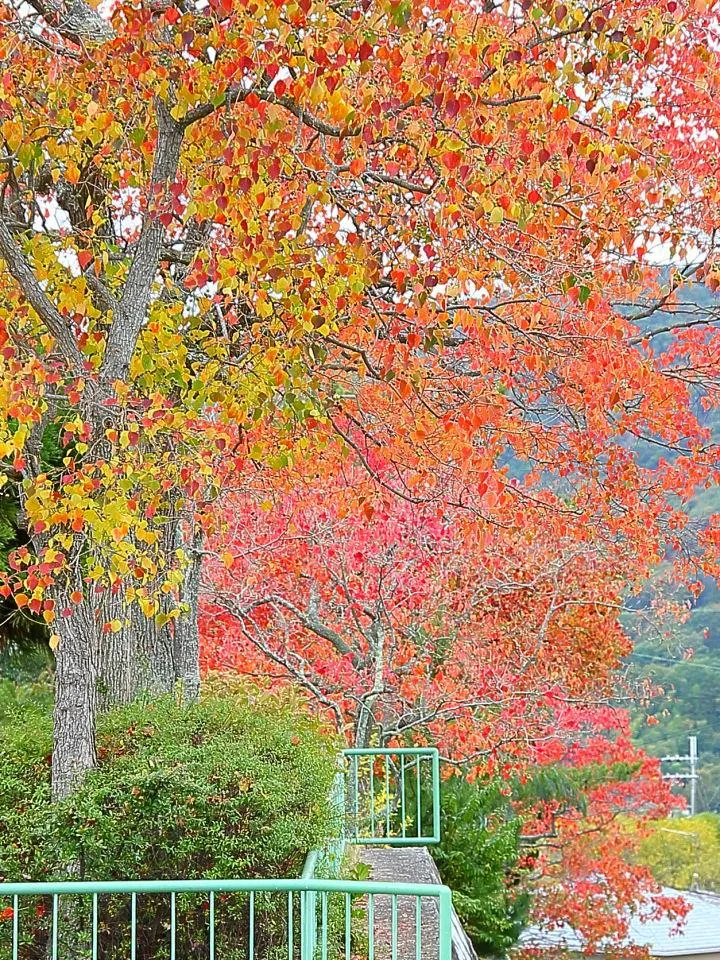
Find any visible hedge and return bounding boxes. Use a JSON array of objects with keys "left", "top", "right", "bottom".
[{"left": 0, "top": 682, "right": 342, "bottom": 959}]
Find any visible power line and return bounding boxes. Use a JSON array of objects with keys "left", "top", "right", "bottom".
[{"left": 630, "top": 652, "right": 720, "bottom": 675}]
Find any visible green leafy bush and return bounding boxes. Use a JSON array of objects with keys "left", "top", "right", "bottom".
[
  {"left": 0, "top": 683, "right": 341, "bottom": 960},
  {"left": 406, "top": 773, "right": 531, "bottom": 957},
  {"left": 0, "top": 672, "right": 52, "bottom": 721}
]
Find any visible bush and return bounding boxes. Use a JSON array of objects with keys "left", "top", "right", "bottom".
[
  {"left": 0, "top": 683, "right": 342, "bottom": 960},
  {"left": 405, "top": 773, "right": 531, "bottom": 957},
  {"left": 0, "top": 672, "right": 52, "bottom": 723}
]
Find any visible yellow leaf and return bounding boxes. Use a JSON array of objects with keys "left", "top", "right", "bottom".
[
  {"left": 328, "top": 91, "right": 350, "bottom": 123},
  {"left": 1, "top": 120, "right": 23, "bottom": 153},
  {"left": 308, "top": 79, "right": 325, "bottom": 107}
]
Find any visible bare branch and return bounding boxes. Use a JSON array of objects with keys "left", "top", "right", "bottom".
[
  {"left": 231, "top": 592, "right": 361, "bottom": 665},
  {"left": 629, "top": 312, "right": 719, "bottom": 345}
]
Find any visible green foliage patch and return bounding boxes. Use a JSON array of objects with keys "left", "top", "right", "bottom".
[
  {"left": 635, "top": 813, "right": 720, "bottom": 891},
  {"left": 405, "top": 773, "right": 531, "bottom": 957}
]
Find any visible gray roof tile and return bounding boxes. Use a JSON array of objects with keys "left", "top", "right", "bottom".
[{"left": 520, "top": 888, "right": 720, "bottom": 956}]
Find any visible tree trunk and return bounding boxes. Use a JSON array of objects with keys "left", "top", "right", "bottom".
[
  {"left": 96, "top": 596, "right": 175, "bottom": 709},
  {"left": 173, "top": 517, "right": 202, "bottom": 703},
  {"left": 50, "top": 508, "right": 203, "bottom": 796},
  {"left": 52, "top": 601, "right": 99, "bottom": 800},
  {"left": 95, "top": 517, "right": 181, "bottom": 709},
  {"left": 97, "top": 619, "right": 137, "bottom": 707},
  {"left": 354, "top": 621, "right": 385, "bottom": 748}
]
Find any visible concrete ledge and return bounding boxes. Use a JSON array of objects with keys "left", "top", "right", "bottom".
[{"left": 358, "top": 845, "right": 478, "bottom": 960}]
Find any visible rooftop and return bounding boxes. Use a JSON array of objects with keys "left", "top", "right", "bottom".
[{"left": 520, "top": 889, "right": 720, "bottom": 957}]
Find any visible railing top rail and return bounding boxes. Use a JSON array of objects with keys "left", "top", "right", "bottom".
[
  {"left": 0, "top": 878, "right": 451, "bottom": 898},
  {"left": 342, "top": 747, "right": 438, "bottom": 757}
]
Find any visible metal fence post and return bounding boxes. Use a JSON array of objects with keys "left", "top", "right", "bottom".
[
  {"left": 300, "top": 889, "right": 317, "bottom": 960},
  {"left": 341, "top": 748, "right": 441, "bottom": 845},
  {"left": 431, "top": 749, "right": 441, "bottom": 844},
  {"left": 438, "top": 886, "right": 453, "bottom": 960}
]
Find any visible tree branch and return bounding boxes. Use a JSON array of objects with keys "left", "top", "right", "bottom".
[
  {"left": 104, "top": 99, "right": 184, "bottom": 384},
  {"left": 237, "top": 593, "right": 361, "bottom": 665},
  {"left": 23, "top": 0, "right": 112, "bottom": 44},
  {"left": 209, "top": 593, "right": 346, "bottom": 729},
  {"left": 182, "top": 86, "right": 361, "bottom": 138},
  {"left": 629, "top": 312, "right": 719, "bottom": 345},
  {"left": 0, "top": 216, "right": 83, "bottom": 368}
]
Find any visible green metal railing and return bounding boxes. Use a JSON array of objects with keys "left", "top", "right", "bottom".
[
  {"left": 0, "top": 878, "right": 453, "bottom": 960},
  {"left": 342, "top": 748, "right": 441, "bottom": 846}
]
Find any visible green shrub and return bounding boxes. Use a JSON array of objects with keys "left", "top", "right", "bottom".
[
  {"left": 0, "top": 684, "right": 342, "bottom": 960},
  {"left": 0, "top": 672, "right": 52, "bottom": 723},
  {"left": 405, "top": 773, "right": 531, "bottom": 957}
]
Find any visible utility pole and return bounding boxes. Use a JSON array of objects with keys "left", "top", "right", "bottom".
[
  {"left": 661, "top": 735, "right": 699, "bottom": 815},
  {"left": 690, "top": 735, "right": 698, "bottom": 817}
]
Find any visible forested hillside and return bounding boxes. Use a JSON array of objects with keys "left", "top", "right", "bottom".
[{"left": 628, "top": 283, "right": 720, "bottom": 810}]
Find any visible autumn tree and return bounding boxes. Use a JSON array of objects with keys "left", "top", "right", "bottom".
[
  {"left": 202, "top": 460, "right": 696, "bottom": 952},
  {"left": 203, "top": 460, "right": 640, "bottom": 753},
  {"left": 1, "top": 0, "right": 719, "bottom": 801},
  {"left": 635, "top": 813, "right": 720, "bottom": 892},
  {"left": 420, "top": 709, "right": 689, "bottom": 956},
  {"left": 515, "top": 708, "right": 691, "bottom": 956}
]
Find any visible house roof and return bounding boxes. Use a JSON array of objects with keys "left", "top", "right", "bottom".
[{"left": 520, "top": 889, "right": 720, "bottom": 957}]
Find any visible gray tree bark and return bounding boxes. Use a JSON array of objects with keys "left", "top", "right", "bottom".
[
  {"left": 354, "top": 620, "right": 385, "bottom": 748},
  {"left": 173, "top": 517, "right": 203, "bottom": 703},
  {"left": 51, "top": 594, "right": 99, "bottom": 800},
  {"left": 52, "top": 540, "right": 201, "bottom": 800},
  {"left": 96, "top": 594, "right": 176, "bottom": 709}
]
